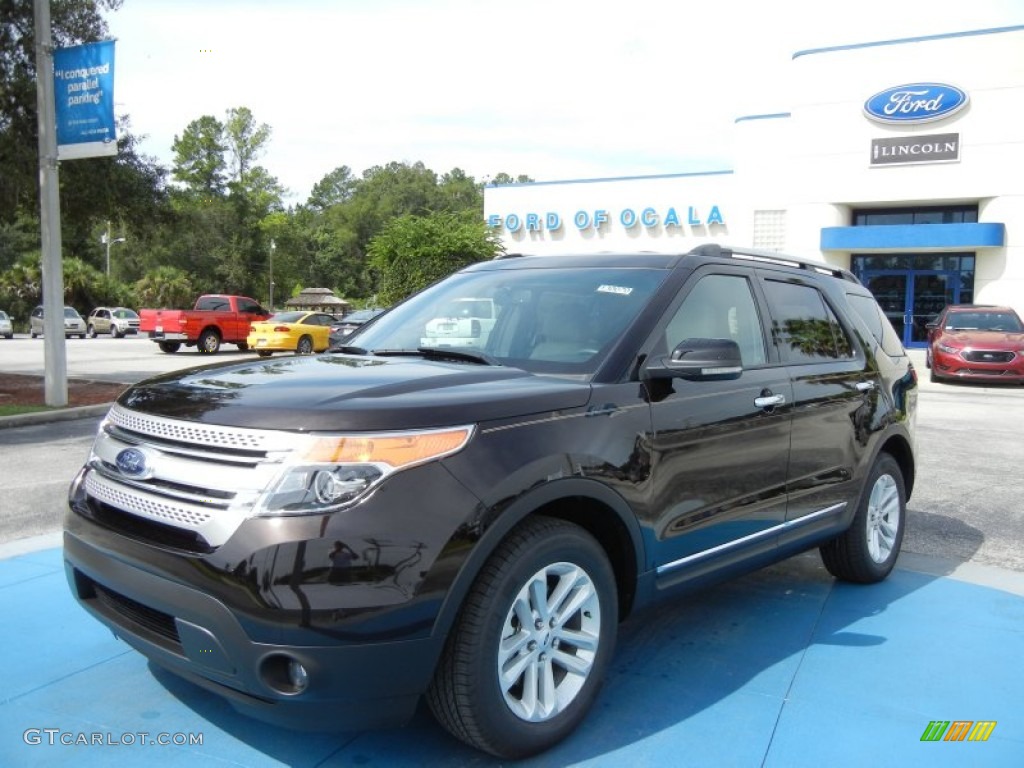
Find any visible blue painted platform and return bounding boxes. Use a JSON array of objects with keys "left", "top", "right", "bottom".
[{"left": 1, "top": 540, "right": 1021, "bottom": 767}]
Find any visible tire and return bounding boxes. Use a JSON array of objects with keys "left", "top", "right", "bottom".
[
  {"left": 197, "top": 328, "right": 221, "bottom": 354},
  {"left": 113, "top": 327, "right": 123, "bottom": 338},
  {"left": 427, "top": 517, "right": 617, "bottom": 759},
  {"left": 820, "top": 452, "right": 905, "bottom": 584},
  {"left": 236, "top": 342, "right": 249, "bottom": 351},
  {"left": 257, "top": 350, "right": 272, "bottom": 357},
  {"left": 30, "top": 330, "right": 37, "bottom": 338},
  {"left": 87, "top": 324, "right": 97, "bottom": 339},
  {"left": 158, "top": 341, "right": 181, "bottom": 354},
  {"left": 929, "top": 366, "right": 939, "bottom": 383},
  {"left": 296, "top": 336, "right": 314, "bottom": 355}
]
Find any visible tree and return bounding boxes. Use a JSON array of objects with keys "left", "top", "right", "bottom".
[
  {"left": 134, "top": 265, "right": 194, "bottom": 308},
  {"left": 223, "top": 106, "right": 271, "bottom": 184},
  {"left": 172, "top": 115, "right": 227, "bottom": 196},
  {"left": 368, "top": 212, "right": 501, "bottom": 305},
  {"left": 307, "top": 165, "right": 356, "bottom": 211}
]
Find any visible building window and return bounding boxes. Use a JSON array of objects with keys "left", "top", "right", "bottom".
[
  {"left": 753, "top": 210, "right": 786, "bottom": 251},
  {"left": 852, "top": 205, "right": 978, "bottom": 226}
]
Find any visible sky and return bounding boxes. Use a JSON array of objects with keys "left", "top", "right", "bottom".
[{"left": 103, "top": 0, "right": 1024, "bottom": 205}]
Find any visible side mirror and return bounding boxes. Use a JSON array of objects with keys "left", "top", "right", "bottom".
[{"left": 645, "top": 338, "right": 743, "bottom": 381}]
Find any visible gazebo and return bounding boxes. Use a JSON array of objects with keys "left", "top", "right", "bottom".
[{"left": 283, "top": 288, "right": 351, "bottom": 317}]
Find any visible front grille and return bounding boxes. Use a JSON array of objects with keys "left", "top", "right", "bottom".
[
  {"left": 962, "top": 350, "right": 1015, "bottom": 364},
  {"left": 80, "top": 404, "right": 305, "bottom": 549},
  {"left": 92, "top": 581, "right": 182, "bottom": 648}
]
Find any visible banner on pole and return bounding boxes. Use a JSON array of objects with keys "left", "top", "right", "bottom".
[{"left": 53, "top": 40, "right": 117, "bottom": 160}]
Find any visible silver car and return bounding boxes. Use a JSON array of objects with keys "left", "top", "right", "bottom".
[
  {"left": 0, "top": 310, "right": 13, "bottom": 339},
  {"left": 87, "top": 306, "right": 141, "bottom": 338},
  {"left": 29, "top": 305, "right": 87, "bottom": 338}
]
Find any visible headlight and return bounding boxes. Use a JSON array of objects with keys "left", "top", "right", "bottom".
[
  {"left": 936, "top": 343, "right": 959, "bottom": 355},
  {"left": 256, "top": 425, "right": 474, "bottom": 516}
]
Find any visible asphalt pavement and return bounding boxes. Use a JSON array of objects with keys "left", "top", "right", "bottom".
[{"left": 1, "top": 345, "right": 1022, "bottom": 765}]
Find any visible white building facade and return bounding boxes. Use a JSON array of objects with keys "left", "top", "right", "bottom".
[{"left": 483, "top": 25, "right": 1024, "bottom": 348}]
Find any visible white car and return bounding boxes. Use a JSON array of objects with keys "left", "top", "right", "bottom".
[
  {"left": 420, "top": 298, "right": 497, "bottom": 348},
  {"left": 0, "top": 310, "right": 13, "bottom": 339}
]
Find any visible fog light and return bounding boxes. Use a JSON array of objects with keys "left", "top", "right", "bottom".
[{"left": 287, "top": 660, "right": 309, "bottom": 692}]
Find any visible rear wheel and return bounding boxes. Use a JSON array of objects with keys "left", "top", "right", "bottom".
[
  {"left": 257, "top": 350, "right": 272, "bottom": 357},
  {"left": 296, "top": 336, "right": 314, "bottom": 355},
  {"left": 236, "top": 342, "right": 248, "bottom": 351},
  {"left": 427, "top": 517, "right": 617, "bottom": 759},
  {"left": 198, "top": 329, "right": 221, "bottom": 354},
  {"left": 820, "top": 452, "right": 905, "bottom": 583},
  {"left": 158, "top": 341, "right": 181, "bottom": 354}
]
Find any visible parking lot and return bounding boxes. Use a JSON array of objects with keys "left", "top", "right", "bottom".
[{"left": 1, "top": 337, "right": 1022, "bottom": 765}]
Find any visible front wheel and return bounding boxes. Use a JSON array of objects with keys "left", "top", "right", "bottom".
[
  {"left": 427, "top": 517, "right": 617, "bottom": 759},
  {"left": 820, "top": 452, "right": 906, "bottom": 583},
  {"left": 87, "top": 324, "right": 97, "bottom": 338},
  {"left": 197, "top": 329, "right": 221, "bottom": 354}
]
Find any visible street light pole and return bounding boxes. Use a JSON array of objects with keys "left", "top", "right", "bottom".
[
  {"left": 269, "top": 239, "right": 276, "bottom": 310},
  {"left": 102, "top": 220, "right": 126, "bottom": 277}
]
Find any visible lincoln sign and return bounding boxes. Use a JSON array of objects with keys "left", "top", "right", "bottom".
[{"left": 870, "top": 133, "right": 960, "bottom": 167}]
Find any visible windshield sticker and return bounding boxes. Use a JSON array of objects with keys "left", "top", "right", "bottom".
[{"left": 597, "top": 285, "right": 633, "bottom": 296}]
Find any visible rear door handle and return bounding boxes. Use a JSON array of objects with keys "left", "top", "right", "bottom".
[
  {"left": 856, "top": 381, "right": 876, "bottom": 392},
  {"left": 754, "top": 394, "right": 786, "bottom": 408}
]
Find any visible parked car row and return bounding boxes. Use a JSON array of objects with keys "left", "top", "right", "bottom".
[{"left": 0, "top": 305, "right": 140, "bottom": 339}]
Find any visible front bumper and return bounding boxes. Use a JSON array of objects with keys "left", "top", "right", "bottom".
[
  {"left": 64, "top": 530, "right": 440, "bottom": 730},
  {"left": 932, "top": 349, "right": 1024, "bottom": 382}
]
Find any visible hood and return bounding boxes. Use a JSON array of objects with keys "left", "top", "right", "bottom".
[
  {"left": 939, "top": 330, "right": 1024, "bottom": 348},
  {"left": 117, "top": 353, "right": 592, "bottom": 431}
]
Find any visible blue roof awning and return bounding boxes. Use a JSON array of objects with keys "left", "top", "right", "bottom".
[{"left": 821, "top": 223, "right": 1005, "bottom": 251}]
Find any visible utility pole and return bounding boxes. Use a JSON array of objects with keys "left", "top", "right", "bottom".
[{"left": 35, "top": 0, "right": 67, "bottom": 407}]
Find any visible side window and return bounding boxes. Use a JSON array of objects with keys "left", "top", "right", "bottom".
[
  {"left": 236, "top": 298, "right": 260, "bottom": 314},
  {"left": 664, "top": 274, "right": 767, "bottom": 367},
  {"left": 762, "top": 280, "right": 855, "bottom": 364}
]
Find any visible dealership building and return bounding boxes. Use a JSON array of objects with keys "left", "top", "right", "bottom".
[{"left": 483, "top": 24, "right": 1024, "bottom": 349}]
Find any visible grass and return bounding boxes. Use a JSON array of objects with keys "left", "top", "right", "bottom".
[{"left": 0, "top": 404, "right": 53, "bottom": 417}]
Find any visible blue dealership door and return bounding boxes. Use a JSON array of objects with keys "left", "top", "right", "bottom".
[{"left": 863, "top": 271, "right": 958, "bottom": 348}]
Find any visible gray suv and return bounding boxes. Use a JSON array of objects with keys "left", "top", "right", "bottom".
[{"left": 29, "top": 305, "right": 86, "bottom": 338}]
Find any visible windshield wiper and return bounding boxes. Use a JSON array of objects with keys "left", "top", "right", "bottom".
[{"left": 371, "top": 347, "right": 498, "bottom": 366}]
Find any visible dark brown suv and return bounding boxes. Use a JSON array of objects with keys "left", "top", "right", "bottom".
[{"left": 65, "top": 245, "right": 917, "bottom": 758}]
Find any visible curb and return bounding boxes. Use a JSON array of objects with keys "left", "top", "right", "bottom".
[{"left": 0, "top": 401, "right": 113, "bottom": 430}]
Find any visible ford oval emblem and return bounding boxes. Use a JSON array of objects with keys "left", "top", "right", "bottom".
[
  {"left": 115, "top": 447, "right": 152, "bottom": 478},
  {"left": 863, "top": 83, "right": 968, "bottom": 125}
]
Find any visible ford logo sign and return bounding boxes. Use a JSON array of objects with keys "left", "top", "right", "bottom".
[
  {"left": 863, "top": 83, "right": 968, "bottom": 125},
  {"left": 115, "top": 447, "right": 152, "bottom": 479}
]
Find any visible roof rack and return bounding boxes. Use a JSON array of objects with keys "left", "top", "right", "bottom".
[{"left": 687, "top": 244, "right": 858, "bottom": 283}]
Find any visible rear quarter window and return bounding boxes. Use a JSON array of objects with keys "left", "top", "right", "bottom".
[{"left": 846, "top": 293, "right": 905, "bottom": 357}]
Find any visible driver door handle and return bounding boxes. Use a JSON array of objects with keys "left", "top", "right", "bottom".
[{"left": 754, "top": 394, "right": 786, "bottom": 408}]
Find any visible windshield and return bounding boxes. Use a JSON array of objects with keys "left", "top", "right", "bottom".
[
  {"left": 113, "top": 308, "right": 139, "bottom": 319},
  {"left": 63, "top": 307, "right": 81, "bottom": 319},
  {"left": 946, "top": 311, "right": 1023, "bottom": 332},
  {"left": 341, "top": 309, "right": 381, "bottom": 324},
  {"left": 346, "top": 265, "right": 668, "bottom": 375}
]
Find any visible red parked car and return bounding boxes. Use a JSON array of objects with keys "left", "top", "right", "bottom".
[{"left": 925, "top": 304, "right": 1024, "bottom": 384}]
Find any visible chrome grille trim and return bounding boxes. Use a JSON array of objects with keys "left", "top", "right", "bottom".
[
  {"left": 85, "top": 472, "right": 214, "bottom": 528},
  {"left": 107, "top": 404, "right": 300, "bottom": 452}
]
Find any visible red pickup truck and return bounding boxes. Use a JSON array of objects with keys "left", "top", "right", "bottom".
[{"left": 139, "top": 294, "right": 271, "bottom": 354}]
